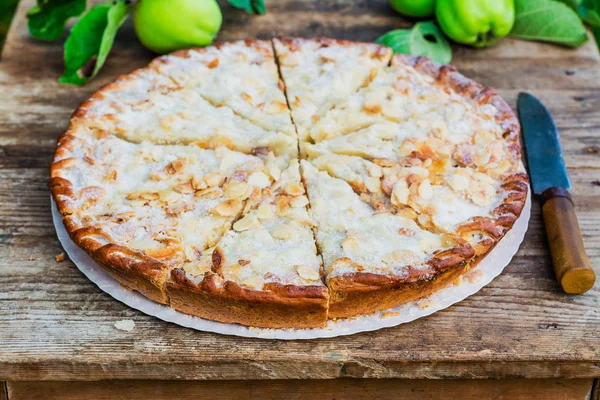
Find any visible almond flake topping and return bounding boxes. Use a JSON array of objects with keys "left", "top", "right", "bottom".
[
  {"left": 418, "top": 179, "right": 433, "bottom": 200},
  {"left": 166, "top": 158, "right": 187, "bottom": 174},
  {"left": 289, "top": 195, "right": 309, "bottom": 208},
  {"left": 283, "top": 183, "right": 305, "bottom": 196},
  {"left": 448, "top": 172, "right": 470, "bottom": 192},
  {"left": 174, "top": 182, "right": 194, "bottom": 194},
  {"left": 212, "top": 199, "right": 241, "bottom": 216},
  {"left": 233, "top": 214, "right": 260, "bottom": 232},
  {"left": 225, "top": 181, "right": 250, "bottom": 199},
  {"left": 256, "top": 203, "right": 276, "bottom": 219},
  {"left": 195, "top": 187, "right": 222, "bottom": 199},
  {"left": 391, "top": 180, "right": 409, "bottom": 206},
  {"left": 295, "top": 264, "right": 320, "bottom": 281},
  {"left": 204, "top": 172, "right": 223, "bottom": 187},
  {"left": 247, "top": 171, "right": 271, "bottom": 188}
]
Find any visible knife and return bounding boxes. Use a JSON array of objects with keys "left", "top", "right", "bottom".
[{"left": 518, "top": 92, "right": 595, "bottom": 294}]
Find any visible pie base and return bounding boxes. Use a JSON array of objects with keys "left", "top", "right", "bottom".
[{"left": 167, "top": 269, "right": 329, "bottom": 329}]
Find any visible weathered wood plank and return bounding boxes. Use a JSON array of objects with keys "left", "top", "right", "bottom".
[
  {"left": 0, "top": 0, "right": 598, "bottom": 382},
  {"left": 6, "top": 379, "right": 596, "bottom": 400}
]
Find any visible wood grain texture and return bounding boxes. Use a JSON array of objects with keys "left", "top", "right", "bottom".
[
  {"left": 5, "top": 379, "right": 596, "bottom": 400},
  {"left": 0, "top": 0, "right": 599, "bottom": 381}
]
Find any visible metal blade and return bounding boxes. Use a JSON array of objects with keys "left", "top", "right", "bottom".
[{"left": 518, "top": 92, "right": 571, "bottom": 195}]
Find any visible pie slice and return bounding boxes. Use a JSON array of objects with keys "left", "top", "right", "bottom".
[
  {"left": 148, "top": 40, "right": 296, "bottom": 135},
  {"left": 167, "top": 160, "right": 329, "bottom": 328},
  {"left": 304, "top": 52, "right": 520, "bottom": 169},
  {"left": 51, "top": 127, "right": 289, "bottom": 303},
  {"left": 301, "top": 160, "right": 475, "bottom": 318},
  {"left": 306, "top": 52, "right": 510, "bottom": 144},
  {"left": 273, "top": 37, "right": 392, "bottom": 153},
  {"left": 309, "top": 152, "right": 528, "bottom": 258},
  {"left": 70, "top": 40, "right": 297, "bottom": 157}
]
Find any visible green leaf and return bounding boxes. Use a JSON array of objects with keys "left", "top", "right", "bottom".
[
  {"left": 26, "top": 0, "right": 86, "bottom": 41},
  {"left": 228, "top": 0, "right": 265, "bottom": 14},
  {"left": 60, "top": 1, "right": 130, "bottom": 86},
  {"left": 511, "top": 0, "right": 589, "bottom": 47},
  {"left": 559, "top": 0, "right": 600, "bottom": 27},
  {"left": 376, "top": 21, "right": 452, "bottom": 65},
  {"left": 577, "top": 0, "right": 600, "bottom": 27}
]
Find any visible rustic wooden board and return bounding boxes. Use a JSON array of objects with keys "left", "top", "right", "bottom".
[
  {"left": 5, "top": 379, "right": 596, "bottom": 400},
  {"left": 0, "top": 0, "right": 599, "bottom": 381}
]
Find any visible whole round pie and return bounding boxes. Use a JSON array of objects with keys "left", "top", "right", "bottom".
[{"left": 50, "top": 38, "right": 529, "bottom": 329}]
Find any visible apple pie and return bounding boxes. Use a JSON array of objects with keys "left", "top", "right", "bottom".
[{"left": 51, "top": 38, "right": 528, "bottom": 328}]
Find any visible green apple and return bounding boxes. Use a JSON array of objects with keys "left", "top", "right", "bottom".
[
  {"left": 389, "top": 0, "right": 435, "bottom": 18},
  {"left": 133, "top": 0, "right": 222, "bottom": 54}
]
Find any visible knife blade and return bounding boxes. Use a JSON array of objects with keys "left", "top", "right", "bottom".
[
  {"left": 518, "top": 92, "right": 571, "bottom": 194},
  {"left": 518, "top": 92, "right": 595, "bottom": 294}
]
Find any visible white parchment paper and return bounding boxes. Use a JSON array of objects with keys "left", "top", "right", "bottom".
[{"left": 52, "top": 190, "right": 530, "bottom": 339}]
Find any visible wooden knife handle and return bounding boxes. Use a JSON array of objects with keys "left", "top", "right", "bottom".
[{"left": 541, "top": 187, "right": 595, "bottom": 294}]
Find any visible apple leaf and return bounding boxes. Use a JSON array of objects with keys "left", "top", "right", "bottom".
[
  {"left": 376, "top": 22, "right": 452, "bottom": 65},
  {"left": 228, "top": 0, "right": 265, "bottom": 14},
  {"left": 558, "top": 0, "right": 600, "bottom": 27},
  {"left": 27, "top": 0, "right": 87, "bottom": 41},
  {"left": 60, "top": 1, "right": 130, "bottom": 86},
  {"left": 512, "top": 0, "right": 589, "bottom": 47}
]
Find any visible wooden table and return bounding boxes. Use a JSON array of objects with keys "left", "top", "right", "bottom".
[{"left": 1, "top": 1, "right": 599, "bottom": 398}]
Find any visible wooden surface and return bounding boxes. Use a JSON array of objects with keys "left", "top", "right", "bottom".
[
  {"left": 1, "top": 0, "right": 599, "bottom": 382},
  {"left": 4, "top": 379, "right": 595, "bottom": 400}
]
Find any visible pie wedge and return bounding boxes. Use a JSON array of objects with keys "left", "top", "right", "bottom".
[
  {"left": 167, "top": 160, "right": 328, "bottom": 328},
  {"left": 273, "top": 37, "right": 392, "bottom": 153},
  {"left": 301, "top": 161, "right": 475, "bottom": 317},
  {"left": 51, "top": 126, "right": 288, "bottom": 304},
  {"left": 71, "top": 40, "right": 297, "bottom": 157}
]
